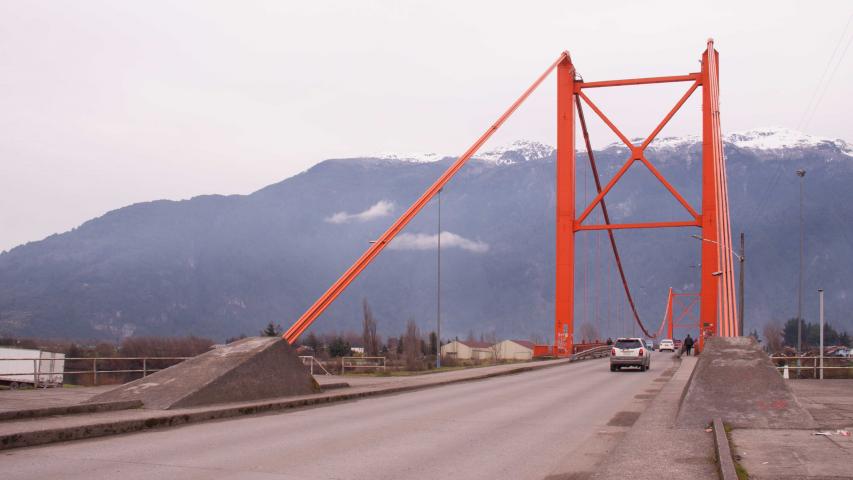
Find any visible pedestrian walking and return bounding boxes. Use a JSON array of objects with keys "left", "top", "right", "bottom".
[{"left": 684, "top": 334, "right": 694, "bottom": 356}]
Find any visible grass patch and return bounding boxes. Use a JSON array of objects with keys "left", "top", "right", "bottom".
[
  {"left": 725, "top": 425, "right": 749, "bottom": 480},
  {"left": 734, "top": 461, "right": 749, "bottom": 480}
]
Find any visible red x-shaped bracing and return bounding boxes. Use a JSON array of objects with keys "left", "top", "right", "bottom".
[
  {"left": 665, "top": 287, "right": 701, "bottom": 339},
  {"left": 574, "top": 79, "right": 701, "bottom": 232}
]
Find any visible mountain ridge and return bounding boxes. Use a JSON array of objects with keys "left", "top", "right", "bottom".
[{"left": 1, "top": 127, "right": 851, "bottom": 341}]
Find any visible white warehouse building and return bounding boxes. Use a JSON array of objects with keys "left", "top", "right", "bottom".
[
  {"left": 493, "top": 339, "right": 535, "bottom": 361},
  {"left": 440, "top": 340, "right": 493, "bottom": 360}
]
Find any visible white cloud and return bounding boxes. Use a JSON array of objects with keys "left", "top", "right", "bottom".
[
  {"left": 611, "top": 198, "right": 636, "bottom": 217},
  {"left": 326, "top": 200, "right": 394, "bottom": 224},
  {"left": 389, "top": 231, "right": 489, "bottom": 253}
]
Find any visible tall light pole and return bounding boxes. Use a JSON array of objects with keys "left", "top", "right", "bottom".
[
  {"left": 796, "top": 169, "right": 806, "bottom": 356},
  {"left": 739, "top": 232, "right": 745, "bottom": 336},
  {"left": 818, "top": 288, "right": 824, "bottom": 380},
  {"left": 689, "top": 234, "right": 744, "bottom": 336},
  {"left": 436, "top": 188, "right": 442, "bottom": 369}
]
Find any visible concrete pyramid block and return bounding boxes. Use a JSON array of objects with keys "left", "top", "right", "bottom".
[
  {"left": 676, "top": 336, "right": 814, "bottom": 429},
  {"left": 89, "top": 337, "right": 320, "bottom": 410}
]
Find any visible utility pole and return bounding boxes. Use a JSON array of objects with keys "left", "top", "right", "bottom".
[
  {"left": 739, "top": 232, "right": 745, "bottom": 336},
  {"left": 818, "top": 288, "right": 824, "bottom": 380},
  {"left": 436, "top": 189, "right": 442, "bottom": 369},
  {"left": 796, "top": 169, "right": 806, "bottom": 357}
]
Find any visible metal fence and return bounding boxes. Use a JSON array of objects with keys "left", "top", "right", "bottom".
[
  {"left": 299, "top": 355, "right": 332, "bottom": 375},
  {"left": 570, "top": 345, "right": 611, "bottom": 361},
  {"left": 769, "top": 355, "right": 853, "bottom": 379},
  {"left": 341, "top": 356, "right": 386, "bottom": 374},
  {"left": 0, "top": 356, "right": 191, "bottom": 387}
]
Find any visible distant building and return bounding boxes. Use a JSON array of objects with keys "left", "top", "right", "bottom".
[
  {"left": 494, "top": 339, "right": 535, "bottom": 361},
  {"left": 826, "top": 346, "right": 851, "bottom": 357},
  {"left": 441, "top": 340, "right": 493, "bottom": 360},
  {"left": 295, "top": 345, "right": 315, "bottom": 356}
]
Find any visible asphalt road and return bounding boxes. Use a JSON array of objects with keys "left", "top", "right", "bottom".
[{"left": 2, "top": 354, "right": 668, "bottom": 480}]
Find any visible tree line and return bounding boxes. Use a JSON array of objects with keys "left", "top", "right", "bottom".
[{"left": 762, "top": 318, "right": 851, "bottom": 353}]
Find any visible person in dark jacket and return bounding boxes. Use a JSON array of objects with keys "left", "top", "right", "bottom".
[{"left": 684, "top": 334, "right": 695, "bottom": 356}]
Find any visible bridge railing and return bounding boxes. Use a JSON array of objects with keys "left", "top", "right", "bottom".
[
  {"left": 769, "top": 355, "right": 853, "bottom": 379},
  {"left": 299, "top": 355, "right": 332, "bottom": 375},
  {"left": 570, "top": 345, "right": 611, "bottom": 361},
  {"left": 0, "top": 356, "right": 191, "bottom": 388},
  {"left": 341, "top": 356, "right": 387, "bottom": 374}
]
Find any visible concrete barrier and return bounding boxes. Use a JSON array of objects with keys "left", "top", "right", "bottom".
[
  {"left": 676, "top": 336, "right": 815, "bottom": 429},
  {"left": 713, "top": 418, "right": 739, "bottom": 480},
  {"left": 0, "top": 400, "right": 142, "bottom": 421},
  {"left": 88, "top": 337, "right": 319, "bottom": 410}
]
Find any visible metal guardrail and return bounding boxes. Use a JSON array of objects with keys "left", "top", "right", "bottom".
[
  {"left": 341, "top": 356, "right": 386, "bottom": 374},
  {"left": 299, "top": 355, "right": 332, "bottom": 375},
  {"left": 0, "top": 356, "right": 191, "bottom": 387},
  {"left": 570, "top": 345, "right": 611, "bottom": 361},
  {"left": 769, "top": 355, "right": 853, "bottom": 379}
]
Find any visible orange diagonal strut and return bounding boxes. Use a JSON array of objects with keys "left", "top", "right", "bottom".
[{"left": 284, "top": 52, "right": 569, "bottom": 343}]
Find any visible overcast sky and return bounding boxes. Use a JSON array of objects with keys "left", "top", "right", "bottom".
[{"left": 1, "top": 1, "right": 851, "bottom": 251}]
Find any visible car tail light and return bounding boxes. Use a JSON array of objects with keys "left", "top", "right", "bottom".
[
  {"left": 638, "top": 348, "right": 645, "bottom": 357},
  {"left": 611, "top": 348, "right": 616, "bottom": 356}
]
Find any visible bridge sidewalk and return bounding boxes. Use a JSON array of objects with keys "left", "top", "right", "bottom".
[
  {"left": 591, "top": 355, "right": 719, "bottom": 480},
  {"left": 730, "top": 379, "right": 853, "bottom": 479},
  {"left": 0, "top": 356, "right": 580, "bottom": 450}
]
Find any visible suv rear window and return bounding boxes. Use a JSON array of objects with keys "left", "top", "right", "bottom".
[{"left": 615, "top": 340, "right": 642, "bottom": 349}]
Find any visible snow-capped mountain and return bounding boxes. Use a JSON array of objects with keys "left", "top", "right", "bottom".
[
  {"left": 371, "top": 152, "right": 449, "bottom": 163},
  {"left": 474, "top": 140, "right": 556, "bottom": 165},
  {"left": 726, "top": 128, "right": 853, "bottom": 157},
  {"left": 2, "top": 129, "right": 852, "bottom": 341},
  {"left": 374, "top": 128, "right": 851, "bottom": 166},
  {"left": 607, "top": 127, "right": 853, "bottom": 157},
  {"left": 369, "top": 140, "right": 555, "bottom": 165}
]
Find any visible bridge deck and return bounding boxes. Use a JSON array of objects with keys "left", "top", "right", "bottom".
[{"left": 3, "top": 353, "right": 679, "bottom": 480}]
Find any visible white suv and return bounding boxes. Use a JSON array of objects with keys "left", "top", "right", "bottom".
[
  {"left": 658, "top": 339, "right": 675, "bottom": 352},
  {"left": 610, "top": 337, "right": 651, "bottom": 372}
]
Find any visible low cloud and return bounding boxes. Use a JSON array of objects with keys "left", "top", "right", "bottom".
[
  {"left": 389, "top": 231, "right": 489, "bottom": 254},
  {"left": 611, "top": 198, "right": 635, "bottom": 217},
  {"left": 326, "top": 200, "right": 394, "bottom": 224}
]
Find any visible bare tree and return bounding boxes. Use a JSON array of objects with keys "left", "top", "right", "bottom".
[
  {"left": 362, "top": 298, "right": 379, "bottom": 356},
  {"left": 763, "top": 321, "right": 784, "bottom": 354},
  {"left": 529, "top": 332, "right": 545, "bottom": 345},
  {"left": 484, "top": 330, "right": 499, "bottom": 364},
  {"left": 403, "top": 319, "right": 423, "bottom": 371},
  {"left": 578, "top": 322, "right": 600, "bottom": 343},
  {"left": 466, "top": 330, "right": 476, "bottom": 343}
]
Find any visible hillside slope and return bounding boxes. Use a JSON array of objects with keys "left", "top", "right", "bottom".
[{"left": 1, "top": 128, "right": 851, "bottom": 341}]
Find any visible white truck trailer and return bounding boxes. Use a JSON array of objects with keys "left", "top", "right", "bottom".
[{"left": 0, "top": 347, "right": 65, "bottom": 389}]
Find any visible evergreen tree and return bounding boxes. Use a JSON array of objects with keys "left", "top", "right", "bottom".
[
  {"left": 303, "top": 332, "right": 320, "bottom": 352},
  {"left": 783, "top": 318, "right": 805, "bottom": 348},
  {"left": 328, "top": 337, "right": 352, "bottom": 357},
  {"left": 261, "top": 322, "right": 281, "bottom": 337}
]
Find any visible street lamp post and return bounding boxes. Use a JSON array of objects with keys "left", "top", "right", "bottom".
[
  {"left": 818, "top": 288, "right": 824, "bottom": 380},
  {"left": 689, "top": 234, "right": 745, "bottom": 335},
  {"left": 739, "top": 232, "right": 745, "bottom": 336},
  {"left": 796, "top": 169, "right": 806, "bottom": 358},
  {"left": 436, "top": 189, "right": 442, "bottom": 369}
]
